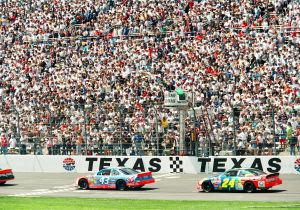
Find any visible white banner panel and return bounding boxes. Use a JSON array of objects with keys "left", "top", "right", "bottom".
[{"left": 0, "top": 155, "right": 299, "bottom": 174}]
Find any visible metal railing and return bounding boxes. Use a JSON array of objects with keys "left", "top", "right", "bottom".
[{"left": 0, "top": 100, "right": 298, "bottom": 156}]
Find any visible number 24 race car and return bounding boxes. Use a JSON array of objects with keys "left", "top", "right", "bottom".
[
  {"left": 0, "top": 168, "right": 15, "bottom": 185},
  {"left": 197, "top": 168, "right": 282, "bottom": 193},
  {"left": 76, "top": 167, "right": 155, "bottom": 190}
]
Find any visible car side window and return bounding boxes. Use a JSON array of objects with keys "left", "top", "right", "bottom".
[
  {"left": 225, "top": 170, "right": 238, "bottom": 177},
  {"left": 98, "top": 169, "right": 111, "bottom": 176},
  {"left": 238, "top": 170, "right": 247, "bottom": 177},
  {"left": 112, "top": 169, "right": 120, "bottom": 176}
]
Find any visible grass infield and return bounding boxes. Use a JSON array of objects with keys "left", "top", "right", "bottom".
[{"left": 0, "top": 197, "right": 299, "bottom": 210}]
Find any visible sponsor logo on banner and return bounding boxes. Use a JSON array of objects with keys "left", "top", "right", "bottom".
[
  {"left": 85, "top": 157, "right": 162, "bottom": 172},
  {"left": 294, "top": 158, "right": 300, "bottom": 173},
  {"left": 197, "top": 157, "right": 282, "bottom": 173},
  {"left": 63, "top": 157, "right": 76, "bottom": 171}
]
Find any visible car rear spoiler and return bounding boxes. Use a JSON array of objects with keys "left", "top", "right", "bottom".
[
  {"left": 0, "top": 169, "right": 12, "bottom": 174},
  {"left": 266, "top": 173, "right": 279, "bottom": 178},
  {"left": 137, "top": 172, "right": 152, "bottom": 177}
]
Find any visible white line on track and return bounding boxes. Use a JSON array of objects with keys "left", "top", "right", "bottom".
[
  {"left": 10, "top": 187, "right": 76, "bottom": 197},
  {"left": 52, "top": 185, "right": 74, "bottom": 189},
  {"left": 153, "top": 173, "right": 181, "bottom": 178},
  {"left": 74, "top": 190, "right": 90, "bottom": 193},
  {"left": 165, "top": 176, "right": 180, "bottom": 179},
  {"left": 10, "top": 174, "right": 180, "bottom": 197},
  {"left": 31, "top": 189, "right": 49, "bottom": 192}
]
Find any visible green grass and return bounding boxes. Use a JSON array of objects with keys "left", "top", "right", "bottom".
[{"left": 0, "top": 197, "right": 299, "bottom": 210}]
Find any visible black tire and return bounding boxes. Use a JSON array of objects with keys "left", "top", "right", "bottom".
[
  {"left": 202, "top": 181, "right": 213, "bottom": 192},
  {"left": 0, "top": 182, "right": 6, "bottom": 186},
  {"left": 78, "top": 179, "right": 89, "bottom": 190},
  {"left": 244, "top": 182, "right": 256, "bottom": 193},
  {"left": 116, "top": 180, "right": 127, "bottom": 191}
]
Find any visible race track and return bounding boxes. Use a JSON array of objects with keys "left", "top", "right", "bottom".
[{"left": 1, "top": 173, "right": 299, "bottom": 201}]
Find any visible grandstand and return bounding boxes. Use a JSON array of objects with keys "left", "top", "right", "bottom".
[{"left": 0, "top": 0, "right": 299, "bottom": 156}]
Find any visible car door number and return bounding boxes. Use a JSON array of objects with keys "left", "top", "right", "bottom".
[
  {"left": 98, "top": 177, "right": 109, "bottom": 185},
  {"left": 222, "top": 178, "right": 235, "bottom": 188}
]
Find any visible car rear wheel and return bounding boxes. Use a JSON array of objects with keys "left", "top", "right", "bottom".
[
  {"left": 0, "top": 182, "right": 6, "bottom": 186},
  {"left": 78, "top": 179, "right": 88, "bottom": 190},
  {"left": 244, "top": 182, "right": 256, "bottom": 193},
  {"left": 116, "top": 180, "right": 127, "bottom": 191},
  {"left": 202, "top": 181, "right": 213, "bottom": 192}
]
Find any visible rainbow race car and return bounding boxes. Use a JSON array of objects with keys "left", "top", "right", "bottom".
[
  {"left": 196, "top": 168, "right": 282, "bottom": 193},
  {"left": 0, "top": 168, "right": 15, "bottom": 185},
  {"left": 76, "top": 167, "right": 155, "bottom": 190}
]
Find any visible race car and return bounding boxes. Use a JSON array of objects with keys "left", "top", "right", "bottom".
[
  {"left": 0, "top": 168, "right": 15, "bottom": 185},
  {"left": 196, "top": 168, "right": 282, "bottom": 193},
  {"left": 76, "top": 167, "right": 155, "bottom": 190}
]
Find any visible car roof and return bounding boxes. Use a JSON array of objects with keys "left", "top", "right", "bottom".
[
  {"left": 227, "top": 168, "right": 261, "bottom": 171},
  {"left": 96, "top": 167, "right": 130, "bottom": 171}
]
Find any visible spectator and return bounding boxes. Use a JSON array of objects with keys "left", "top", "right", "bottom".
[
  {"left": 297, "top": 126, "right": 300, "bottom": 155},
  {"left": 1, "top": 134, "right": 8, "bottom": 155},
  {"left": 236, "top": 139, "right": 245, "bottom": 156},
  {"left": 9, "top": 135, "right": 17, "bottom": 154},
  {"left": 76, "top": 136, "right": 84, "bottom": 155},
  {"left": 161, "top": 116, "right": 169, "bottom": 134},
  {"left": 46, "top": 138, "right": 53, "bottom": 155},
  {"left": 286, "top": 122, "right": 296, "bottom": 155},
  {"left": 133, "top": 132, "right": 144, "bottom": 156}
]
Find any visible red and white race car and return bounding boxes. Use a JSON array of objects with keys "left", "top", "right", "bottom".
[
  {"left": 197, "top": 168, "right": 282, "bottom": 193},
  {"left": 0, "top": 168, "right": 15, "bottom": 185},
  {"left": 76, "top": 167, "right": 155, "bottom": 190}
]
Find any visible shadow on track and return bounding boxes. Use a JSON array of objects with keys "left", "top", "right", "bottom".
[
  {"left": 199, "top": 189, "right": 286, "bottom": 194},
  {"left": 127, "top": 187, "right": 158, "bottom": 191},
  {"left": 0, "top": 184, "right": 18, "bottom": 187},
  {"left": 77, "top": 187, "right": 158, "bottom": 192}
]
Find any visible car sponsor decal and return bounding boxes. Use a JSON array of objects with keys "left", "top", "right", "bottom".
[
  {"left": 97, "top": 177, "right": 109, "bottom": 185},
  {"left": 235, "top": 179, "right": 243, "bottom": 190},
  {"left": 221, "top": 178, "right": 235, "bottom": 189},
  {"left": 126, "top": 177, "right": 135, "bottom": 183},
  {"left": 258, "top": 181, "right": 265, "bottom": 188}
]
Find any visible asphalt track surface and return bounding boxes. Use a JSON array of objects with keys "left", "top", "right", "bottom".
[{"left": 0, "top": 173, "right": 299, "bottom": 201}]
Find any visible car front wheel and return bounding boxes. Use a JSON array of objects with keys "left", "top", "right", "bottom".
[{"left": 0, "top": 181, "right": 6, "bottom": 185}]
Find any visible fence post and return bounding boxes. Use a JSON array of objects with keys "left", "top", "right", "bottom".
[
  {"left": 271, "top": 105, "right": 276, "bottom": 155},
  {"left": 192, "top": 108, "right": 198, "bottom": 157},
  {"left": 119, "top": 106, "right": 123, "bottom": 155},
  {"left": 45, "top": 106, "right": 53, "bottom": 154},
  {"left": 154, "top": 106, "right": 159, "bottom": 156},
  {"left": 11, "top": 105, "right": 21, "bottom": 153},
  {"left": 83, "top": 104, "right": 88, "bottom": 156},
  {"left": 232, "top": 107, "right": 237, "bottom": 156}
]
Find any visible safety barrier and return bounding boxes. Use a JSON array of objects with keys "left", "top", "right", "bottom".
[{"left": 1, "top": 155, "right": 300, "bottom": 174}]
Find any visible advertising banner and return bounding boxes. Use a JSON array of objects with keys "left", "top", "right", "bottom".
[{"left": 0, "top": 155, "right": 299, "bottom": 174}]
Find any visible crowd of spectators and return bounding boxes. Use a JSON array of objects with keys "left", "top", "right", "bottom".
[{"left": 0, "top": 0, "right": 299, "bottom": 156}]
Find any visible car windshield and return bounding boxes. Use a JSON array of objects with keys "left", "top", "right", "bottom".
[
  {"left": 245, "top": 169, "right": 266, "bottom": 176},
  {"left": 119, "top": 168, "right": 139, "bottom": 175}
]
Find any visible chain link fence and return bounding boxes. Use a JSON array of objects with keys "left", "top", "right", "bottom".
[{"left": 0, "top": 98, "right": 298, "bottom": 156}]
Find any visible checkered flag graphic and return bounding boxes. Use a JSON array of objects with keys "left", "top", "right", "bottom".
[{"left": 169, "top": 157, "right": 183, "bottom": 173}]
